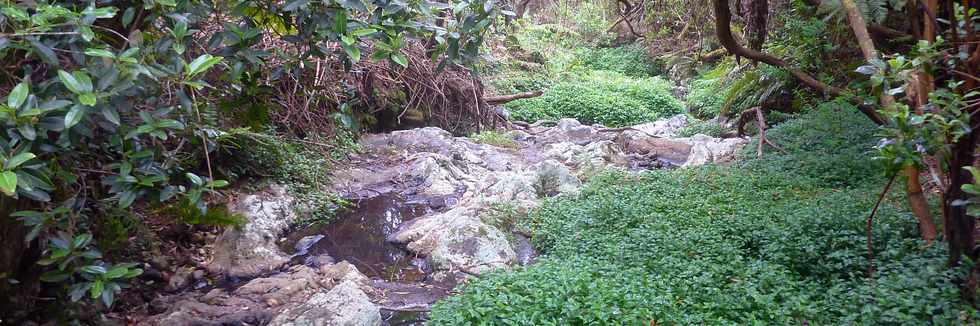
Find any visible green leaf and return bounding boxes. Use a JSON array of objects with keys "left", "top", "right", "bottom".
[
  {"left": 123, "top": 268, "right": 143, "bottom": 278},
  {"left": 185, "top": 54, "right": 223, "bottom": 79},
  {"left": 83, "top": 6, "right": 118, "bottom": 18},
  {"left": 5, "top": 152, "right": 35, "bottom": 170},
  {"left": 209, "top": 180, "right": 230, "bottom": 188},
  {"left": 79, "top": 26, "right": 95, "bottom": 42},
  {"left": 122, "top": 7, "right": 135, "bottom": 27},
  {"left": 342, "top": 43, "right": 361, "bottom": 62},
  {"left": 73, "top": 71, "right": 94, "bottom": 93},
  {"left": 7, "top": 81, "right": 29, "bottom": 109},
  {"left": 118, "top": 190, "right": 136, "bottom": 208},
  {"left": 18, "top": 124, "right": 36, "bottom": 141},
  {"left": 186, "top": 172, "right": 203, "bottom": 186},
  {"left": 391, "top": 52, "right": 408, "bottom": 67},
  {"left": 79, "top": 93, "right": 97, "bottom": 106},
  {"left": 963, "top": 184, "right": 979, "bottom": 195},
  {"left": 65, "top": 105, "right": 85, "bottom": 129},
  {"left": 80, "top": 265, "right": 106, "bottom": 275},
  {"left": 39, "top": 270, "right": 71, "bottom": 283},
  {"left": 90, "top": 280, "right": 104, "bottom": 299},
  {"left": 1, "top": 7, "right": 29, "bottom": 21},
  {"left": 101, "top": 107, "right": 120, "bottom": 125},
  {"left": 84, "top": 48, "right": 116, "bottom": 59},
  {"left": 351, "top": 28, "right": 377, "bottom": 36},
  {"left": 0, "top": 171, "right": 17, "bottom": 196},
  {"left": 104, "top": 266, "right": 128, "bottom": 279},
  {"left": 73, "top": 233, "right": 93, "bottom": 248},
  {"left": 101, "top": 286, "right": 115, "bottom": 307},
  {"left": 58, "top": 70, "right": 83, "bottom": 94}
]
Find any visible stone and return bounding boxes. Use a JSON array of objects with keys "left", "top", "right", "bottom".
[
  {"left": 531, "top": 160, "right": 581, "bottom": 197},
  {"left": 269, "top": 280, "right": 381, "bottom": 326},
  {"left": 681, "top": 134, "right": 748, "bottom": 167},
  {"left": 208, "top": 184, "right": 299, "bottom": 278},
  {"left": 630, "top": 114, "right": 688, "bottom": 138},
  {"left": 389, "top": 207, "right": 516, "bottom": 274},
  {"left": 166, "top": 266, "right": 195, "bottom": 292}
]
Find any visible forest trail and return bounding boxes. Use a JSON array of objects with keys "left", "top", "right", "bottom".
[{"left": 138, "top": 116, "right": 747, "bottom": 325}]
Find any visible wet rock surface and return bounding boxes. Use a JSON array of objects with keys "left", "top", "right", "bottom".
[{"left": 138, "top": 117, "right": 746, "bottom": 325}]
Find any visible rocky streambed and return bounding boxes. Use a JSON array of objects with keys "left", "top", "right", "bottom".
[{"left": 139, "top": 116, "right": 746, "bottom": 325}]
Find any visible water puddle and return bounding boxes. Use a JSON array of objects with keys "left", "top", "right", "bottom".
[{"left": 283, "top": 193, "right": 449, "bottom": 282}]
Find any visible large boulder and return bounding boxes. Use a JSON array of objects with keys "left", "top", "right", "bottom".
[
  {"left": 270, "top": 262, "right": 380, "bottom": 326},
  {"left": 141, "top": 265, "right": 326, "bottom": 326},
  {"left": 388, "top": 206, "right": 516, "bottom": 275},
  {"left": 681, "top": 134, "right": 748, "bottom": 166},
  {"left": 208, "top": 185, "right": 299, "bottom": 278},
  {"left": 629, "top": 114, "right": 688, "bottom": 138}
]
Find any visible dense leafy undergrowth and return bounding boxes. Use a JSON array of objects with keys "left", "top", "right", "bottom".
[
  {"left": 506, "top": 71, "right": 683, "bottom": 127},
  {"left": 484, "top": 11, "right": 680, "bottom": 127},
  {"left": 429, "top": 103, "right": 977, "bottom": 324}
]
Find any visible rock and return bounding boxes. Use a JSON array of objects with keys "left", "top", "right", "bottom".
[
  {"left": 141, "top": 265, "right": 326, "bottom": 326},
  {"left": 166, "top": 266, "right": 195, "bottom": 292},
  {"left": 390, "top": 206, "right": 517, "bottom": 275},
  {"left": 140, "top": 267, "right": 165, "bottom": 283},
  {"left": 192, "top": 269, "right": 205, "bottom": 281},
  {"left": 616, "top": 135, "right": 693, "bottom": 166},
  {"left": 681, "top": 134, "right": 748, "bottom": 167},
  {"left": 269, "top": 279, "right": 381, "bottom": 326},
  {"left": 307, "top": 254, "right": 335, "bottom": 268},
  {"left": 148, "top": 255, "right": 170, "bottom": 271},
  {"left": 386, "top": 127, "right": 455, "bottom": 153},
  {"left": 531, "top": 160, "right": 581, "bottom": 197},
  {"left": 208, "top": 185, "right": 299, "bottom": 278},
  {"left": 630, "top": 114, "right": 688, "bottom": 138}
]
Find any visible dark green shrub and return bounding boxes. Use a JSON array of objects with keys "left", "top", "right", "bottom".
[
  {"left": 507, "top": 71, "right": 683, "bottom": 127},
  {"left": 578, "top": 44, "right": 664, "bottom": 77},
  {"left": 677, "top": 119, "right": 725, "bottom": 137},
  {"left": 738, "top": 100, "right": 882, "bottom": 188}
]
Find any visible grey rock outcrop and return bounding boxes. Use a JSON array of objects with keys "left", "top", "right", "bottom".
[{"left": 208, "top": 185, "right": 299, "bottom": 278}]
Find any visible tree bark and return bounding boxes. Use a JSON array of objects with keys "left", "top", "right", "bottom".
[
  {"left": 712, "top": 0, "right": 886, "bottom": 124},
  {"left": 906, "top": 165, "right": 938, "bottom": 242},
  {"left": 743, "top": 0, "right": 769, "bottom": 51},
  {"left": 944, "top": 111, "right": 979, "bottom": 300}
]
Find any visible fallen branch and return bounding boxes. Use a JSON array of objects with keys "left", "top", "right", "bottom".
[
  {"left": 596, "top": 126, "right": 663, "bottom": 138},
  {"left": 484, "top": 90, "right": 543, "bottom": 105},
  {"left": 699, "top": 48, "right": 728, "bottom": 63}
]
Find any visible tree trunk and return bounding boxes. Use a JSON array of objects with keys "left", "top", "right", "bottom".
[
  {"left": 944, "top": 112, "right": 979, "bottom": 301},
  {"left": 906, "top": 165, "right": 938, "bottom": 242},
  {"left": 0, "top": 197, "right": 41, "bottom": 320},
  {"left": 743, "top": 0, "right": 768, "bottom": 51}
]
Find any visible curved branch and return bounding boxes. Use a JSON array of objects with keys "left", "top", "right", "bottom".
[{"left": 712, "top": 0, "right": 886, "bottom": 124}]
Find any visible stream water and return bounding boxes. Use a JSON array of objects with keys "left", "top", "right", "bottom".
[{"left": 282, "top": 192, "right": 462, "bottom": 325}]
